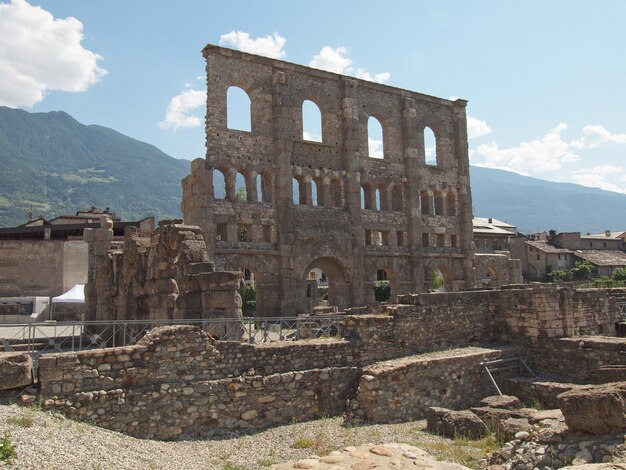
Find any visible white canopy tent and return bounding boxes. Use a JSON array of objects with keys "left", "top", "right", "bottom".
[
  {"left": 50, "top": 284, "right": 85, "bottom": 320},
  {"left": 52, "top": 284, "right": 85, "bottom": 304}
]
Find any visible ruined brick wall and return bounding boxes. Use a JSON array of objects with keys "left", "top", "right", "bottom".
[
  {"left": 35, "top": 285, "right": 622, "bottom": 438},
  {"left": 182, "top": 45, "right": 475, "bottom": 317},
  {"left": 84, "top": 218, "right": 243, "bottom": 334}
]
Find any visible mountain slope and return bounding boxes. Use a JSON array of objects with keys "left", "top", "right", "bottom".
[
  {"left": 470, "top": 166, "right": 626, "bottom": 233},
  {"left": 0, "top": 107, "right": 190, "bottom": 226}
]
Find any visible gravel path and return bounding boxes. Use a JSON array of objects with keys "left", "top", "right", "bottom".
[{"left": 0, "top": 404, "right": 455, "bottom": 470}]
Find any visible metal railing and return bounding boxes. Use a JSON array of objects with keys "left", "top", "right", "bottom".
[
  {"left": 617, "top": 301, "right": 626, "bottom": 321},
  {"left": 0, "top": 315, "right": 345, "bottom": 360}
]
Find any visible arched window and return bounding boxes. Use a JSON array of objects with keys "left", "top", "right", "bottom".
[
  {"left": 311, "top": 179, "right": 319, "bottom": 206},
  {"left": 374, "top": 188, "right": 381, "bottom": 211},
  {"left": 302, "top": 100, "right": 322, "bottom": 142},
  {"left": 213, "top": 169, "right": 226, "bottom": 200},
  {"left": 367, "top": 116, "right": 384, "bottom": 159},
  {"left": 424, "top": 126, "right": 437, "bottom": 165},
  {"left": 361, "top": 184, "right": 373, "bottom": 210},
  {"left": 446, "top": 192, "right": 457, "bottom": 216},
  {"left": 226, "top": 86, "right": 251, "bottom": 132},
  {"left": 420, "top": 190, "right": 431, "bottom": 215},
  {"left": 392, "top": 185, "right": 403, "bottom": 211},
  {"left": 293, "top": 177, "right": 305, "bottom": 205},
  {"left": 235, "top": 172, "right": 247, "bottom": 201}
]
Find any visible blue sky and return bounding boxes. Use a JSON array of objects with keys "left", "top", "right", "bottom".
[{"left": 2, "top": 0, "right": 626, "bottom": 193}]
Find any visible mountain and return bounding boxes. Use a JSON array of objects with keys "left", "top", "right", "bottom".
[
  {"left": 0, "top": 106, "right": 625, "bottom": 234},
  {"left": 0, "top": 106, "right": 190, "bottom": 226},
  {"left": 470, "top": 166, "right": 626, "bottom": 233}
]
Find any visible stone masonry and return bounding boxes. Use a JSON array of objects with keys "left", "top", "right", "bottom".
[
  {"left": 34, "top": 285, "right": 624, "bottom": 439},
  {"left": 84, "top": 216, "right": 243, "bottom": 339},
  {"left": 182, "top": 44, "right": 475, "bottom": 316}
]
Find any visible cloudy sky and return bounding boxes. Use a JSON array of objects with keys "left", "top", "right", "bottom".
[{"left": 1, "top": 0, "right": 626, "bottom": 194}]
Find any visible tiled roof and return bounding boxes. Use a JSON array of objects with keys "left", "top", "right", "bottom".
[
  {"left": 574, "top": 250, "right": 626, "bottom": 266},
  {"left": 526, "top": 240, "right": 573, "bottom": 254}
]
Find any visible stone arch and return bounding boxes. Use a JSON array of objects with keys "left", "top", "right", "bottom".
[
  {"left": 372, "top": 267, "right": 398, "bottom": 302},
  {"left": 361, "top": 182, "right": 374, "bottom": 210},
  {"left": 226, "top": 86, "right": 252, "bottom": 132},
  {"left": 423, "top": 125, "right": 438, "bottom": 165},
  {"left": 425, "top": 264, "right": 454, "bottom": 292},
  {"left": 256, "top": 172, "right": 272, "bottom": 204},
  {"left": 433, "top": 190, "right": 444, "bottom": 215},
  {"left": 302, "top": 257, "right": 351, "bottom": 311},
  {"left": 212, "top": 168, "right": 226, "bottom": 200},
  {"left": 367, "top": 116, "right": 385, "bottom": 159},
  {"left": 301, "top": 99, "right": 323, "bottom": 142}
]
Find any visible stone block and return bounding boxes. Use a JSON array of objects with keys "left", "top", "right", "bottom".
[
  {"left": 0, "top": 352, "right": 33, "bottom": 390},
  {"left": 558, "top": 381, "right": 626, "bottom": 434},
  {"left": 479, "top": 395, "right": 521, "bottom": 410},
  {"left": 426, "top": 407, "right": 487, "bottom": 439}
]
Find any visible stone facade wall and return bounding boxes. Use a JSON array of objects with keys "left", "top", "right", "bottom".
[
  {"left": 182, "top": 44, "right": 475, "bottom": 316},
  {"left": 0, "top": 240, "right": 65, "bottom": 297},
  {"left": 352, "top": 347, "right": 517, "bottom": 422}
]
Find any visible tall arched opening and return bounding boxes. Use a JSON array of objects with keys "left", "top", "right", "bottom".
[{"left": 302, "top": 257, "right": 350, "bottom": 312}]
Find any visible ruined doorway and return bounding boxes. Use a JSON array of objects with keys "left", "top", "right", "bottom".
[
  {"left": 374, "top": 269, "right": 391, "bottom": 302},
  {"left": 237, "top": 267, "right": 257, "bottom": 316},
  {"left": 302, "top": 257, "right": 350, "bottom": 312}
]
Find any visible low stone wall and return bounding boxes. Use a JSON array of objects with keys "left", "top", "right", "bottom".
[
  {"left": 529, "top": 336, "right": 626, "bottom": 382},
  {"left": 351, "top": 346, "right": 518, "bottom": 423},
  {"left": 45, "top": 367, "right": 359, "bottom": 439},
  {"left": 503, "top": 377, "right": 578, "bottom": 409}
]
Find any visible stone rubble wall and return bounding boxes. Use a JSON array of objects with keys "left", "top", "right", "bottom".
[
  {"left": 44, "top": 366, "right": 359, "bottom": 440},
  {"left": 351, "top": 346, "right": 518, "bottom": 422},
  {"left": 33, "top": 285, "right": 624, "bottom": 438}
]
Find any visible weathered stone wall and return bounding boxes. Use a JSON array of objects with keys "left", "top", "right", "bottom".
[
  {"left": 183, "top": 44, "right": 475, "bottom": 316},
  {"left": 0, "top": 240, "right": 65, "bottom": 297},
  {"left": 352, "top": 346, "right": 518, "bottom": 422},
  {"left": 84, "top": 218, "right": 242, "bottom": 336},
  {"left": 530, "top": 336, "right": 626, "bottom": 383},
  {"left": 34, "top": 285, "right": 623, "bottom": 437}
]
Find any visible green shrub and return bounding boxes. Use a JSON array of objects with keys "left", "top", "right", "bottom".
[
  {"left": 571, "top": 260, "right": 596, "bottom": 280},
  {"left": 612, "top": 266, "right": 626, "bottom": 281},
  {"left": 318, "top": 286, "right": 329, "bottom": 301},
  {"left": 239, "top": 284, "right": 256, "bottom": 316},
  {"left": 374, "top": 280, "right": 390, "bottom": 301},
  {"left": 0, "top": 433, "right": 16, "bottom": 464},
  {"left": 547, "top": 269, "right": 572, "bottom": 282}
]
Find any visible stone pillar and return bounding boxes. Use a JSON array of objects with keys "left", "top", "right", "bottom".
[
  {"left": 181, "top": 158, "right": 215, "bottom": 256},
  {"left": 83, "top": 216, "right": 115, "bottom": 322},
  {"left": 402, "top": 97, "right": 424, "bottom": 292},
  {"left": 342, "top": 77, "right": 363, "bottom": 307},
  {"left": 452, "top": 99, "right": 475, "bottom": 289},
  {"left": 199, "top": 271, "right": 243, "bottom": 341}
]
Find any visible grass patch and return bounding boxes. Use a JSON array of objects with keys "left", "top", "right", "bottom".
[
  {"left": 222, "top": 464, "right": 246, "bottom": 470},
  {"left": 411, "top": 429, "right": 502, "bottom": 467},
  {"left": 0, "top": 433, "right": 16, "bottom": 464},
  {"left": 292, "top": 437, "right": 314, "bottom": 449},
  {"left": 6, "top": 413, "right": 34, "bottom": 428}
]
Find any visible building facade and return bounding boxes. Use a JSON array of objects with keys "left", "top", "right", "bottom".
[{"left": 182, "top": 45, "right": 475, "bottom": 316}]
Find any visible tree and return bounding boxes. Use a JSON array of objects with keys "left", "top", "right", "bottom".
[
  {"left": 571, "top": 260, "right": 596, "bottom": 280},
  {"left": 612, "top": 266, "right": 626, "bottom": 281},
  {"left": 235, "top": 186, "right": 247, "bottom": 201}
]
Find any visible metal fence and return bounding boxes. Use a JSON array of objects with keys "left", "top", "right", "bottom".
[
  {"left": 617, "top": 302, "right": 626, "bottom": 321},
  {"left": 0, "top": 315, "right": 344, "bottom": 360}
]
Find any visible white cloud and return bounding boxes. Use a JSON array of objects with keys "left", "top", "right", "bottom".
[
  {"left": 219, "top": 31, "right": 286, "bottom": 59},
  {"left": 303, "top": 131, "right": 321, "bottom": 142},
  {"left": 571, "top": 124, "right": 626, "bottom": 149},
  {"left": 368, "top": 138, "right": 383, "bottom": 159},
  {"left": 473, "top": 123, "right": 579, "bottom": 173},
  {"left": 0, "top": 0, "right": 106, "bottom": 107},
  {"left": 467, "top": 116, "right": 491, "bottom": 139},
  {"left": 570, "top": 165, "right": 626, "bottom": 194},
  {"left": 158, "top": 89, "right": 206, "bottom": 130},
  {"left": 309, "top": 46, "right": 390, "bottom": 84}
]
